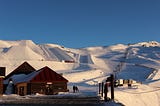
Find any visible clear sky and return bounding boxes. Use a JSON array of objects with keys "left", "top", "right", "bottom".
[{"left": 0, "top": 0, "right": 160, "bottom": 48}]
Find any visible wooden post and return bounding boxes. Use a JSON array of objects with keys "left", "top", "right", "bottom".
[
  {"left": 111, "top": 74, "right": 114, "bottom": 100},
  {"left": 99, "top": 83, "right": 101, "bottom": 94},
  {"left": 104, "top": 82, "right": 109, "bottom": 102},
  {"left": 101, "top": 82, "right": 104, "bottom": 97}
]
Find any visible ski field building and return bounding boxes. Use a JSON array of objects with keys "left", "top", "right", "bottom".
[{"left": 2, "top": 62, "right": 68, "bottom": 96}]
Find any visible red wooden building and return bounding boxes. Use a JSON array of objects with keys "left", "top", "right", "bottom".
[{"left": 4, "top": 62, "right": 68, "bottom": 95}]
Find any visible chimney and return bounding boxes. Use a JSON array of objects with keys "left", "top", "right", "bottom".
[{"left": 0, "top": 67, "right": 5, "bottom": 77}]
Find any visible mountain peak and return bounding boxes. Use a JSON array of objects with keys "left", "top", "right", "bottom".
[
  {"left": 128, "top": 41, "right": 160, "bottom": 47},
  {"left": 139, "top": 41, "right": 160, "bottom": 47},
  {"left": 18, "top": 40, "right": 35, "bottom": 46}
]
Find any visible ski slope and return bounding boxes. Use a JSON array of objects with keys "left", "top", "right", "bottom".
[{"left": 0, "top": 40, "right": 160, "bottom": 105}]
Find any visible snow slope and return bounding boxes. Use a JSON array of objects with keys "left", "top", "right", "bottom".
[{"left": 1, "top": 40, "right": 160, "bottom": 105}]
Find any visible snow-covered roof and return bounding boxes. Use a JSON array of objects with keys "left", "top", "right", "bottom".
[
  {"left": 5, "top": 61, "right": 36, "bottom": 79},
  {"left": 4, "top": 66, "right": 68, "bottom": 84},
  {"left": 4, "top": 70, "right": 41, "bottom": 84}
]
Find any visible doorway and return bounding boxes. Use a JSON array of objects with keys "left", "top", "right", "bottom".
[
  {"left": 19, "top": 86, "right": 24, "bottom": 96},
  {"left": 45, "top": 84, "right": 53, "bottom": 95}
]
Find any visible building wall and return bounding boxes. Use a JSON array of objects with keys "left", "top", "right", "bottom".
[
  {"left": 30, "top": 82, "right": 68, "bottom": 95},
  {"left": 30, "top": 82, "right": 46, "bottom": 94},
  {"left": 52, "top": 82, "right": 68, "bottom": 92},
  {"left": 16, "top": 83, "right": 27, "bottom": 96},
  {"left": 16, "top": 81, "right": 68, "bottom": 96},
  {"left": 0, "top": 78, "right": 3, "bottom": 95}
]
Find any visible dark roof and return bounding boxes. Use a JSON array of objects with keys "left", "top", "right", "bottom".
[
  {"left": 5, "top": 66, "right": 68, "bottom": 84},
  {"left": 5, "top": 61, "right": 36, "bottom": 79},
  {"left": 30, "top": 66, "right": 68, "bottom": 82}
]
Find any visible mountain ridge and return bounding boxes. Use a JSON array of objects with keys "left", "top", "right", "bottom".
[{"left": 0, "top": 40, "right": 160, "bottom": 82}]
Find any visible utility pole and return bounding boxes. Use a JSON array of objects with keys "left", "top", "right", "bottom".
[
  {"left": 101, "top": 82, "right": 104, "bottom": 97},
  {"left": 110, "top": 74, "right": 114, "bottom": 100},
  {"left": 99, "top": 83, "right": 101, "bottom": 94}
]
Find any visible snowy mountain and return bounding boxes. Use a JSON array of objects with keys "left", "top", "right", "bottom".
[
  {"left": 1, "top": 40, "right": 160, "bottom": 80},
  {"left": 1, "top": 40, "right": 160, "bottom": 105}
]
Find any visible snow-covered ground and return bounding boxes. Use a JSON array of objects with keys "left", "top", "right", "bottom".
[{"left": 1, "top": 40, "right": 160, "bottom": 105}]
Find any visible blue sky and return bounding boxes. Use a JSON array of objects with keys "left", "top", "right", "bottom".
[{"left": 0, "top": 0, "right": 160, "bottom": 48}]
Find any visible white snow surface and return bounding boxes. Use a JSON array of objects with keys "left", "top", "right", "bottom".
[{"left": 1, "top": 40, "right": 160, "bottom": 105}]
